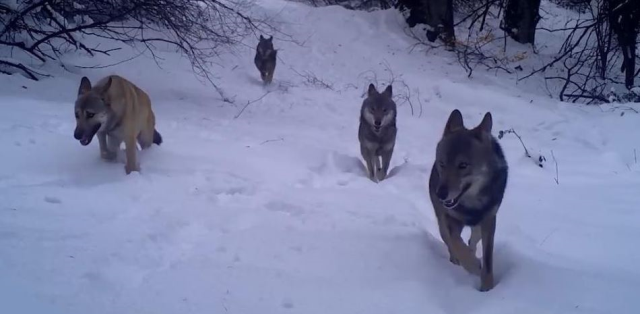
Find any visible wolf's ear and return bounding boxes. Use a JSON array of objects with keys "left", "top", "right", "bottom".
[
  {"left": 444, "top": 109, "right": 464, "bottom": 135},
  {"left": 260, "top": 34, "right": 265, "bottom": 41},
  {"left": 268, "top": 36, "right": 273, "bottom": 42},
  {"left": 471, "top": 112, "right": 492, "bottom": 141},
  {"left": 97, "top": 77, "right": 113, "bottom": 95},
  {"left": 367, "top": 83, "right": 378, "bottom": 97},
  {"left": 475, "top": 112, "right": 493, "bottom": 133},
  {"left": 382, "top": 85, "right": 392, "bottom": 98},
  {"left": 78, "top": 76, "right": 92, "bottom": 96}
]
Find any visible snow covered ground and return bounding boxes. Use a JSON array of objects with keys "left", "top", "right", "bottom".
[{"left": 1, "top": 0, "right": 639, "bottom": 313}]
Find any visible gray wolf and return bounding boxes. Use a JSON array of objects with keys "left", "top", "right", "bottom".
[
  {"left": 358, "top": 83, "right": 397, "bottom": 182},
  {"left": 254, "top": 35, "right": 277, "bottom": 85},
  {"left": 428, "top": 109, "right": 508, "bottom": 292},
  {"left": 73, "top": 75, "right": 162, "bottom": 174}
]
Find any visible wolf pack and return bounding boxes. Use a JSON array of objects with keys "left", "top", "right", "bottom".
[{"left": 72, "top": 35, "right": 508, "bottom": 292}]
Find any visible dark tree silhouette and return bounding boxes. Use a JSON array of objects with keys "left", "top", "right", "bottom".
[
  {"left": 500, "top": 0, "right": 542, "bottom": 45},
  {"left": 610, "top": 0, "right": 640, "bottom": 89},
  {"left": 397, "top": 0, "right": 456, "bottom": 48}
]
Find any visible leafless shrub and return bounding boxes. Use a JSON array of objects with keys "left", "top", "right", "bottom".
[
  {"left": 521, "top": 0, "right": 639, "bottom": 104},
  {"left": 498, "top": 128, "right": 547, "bottom": 168},
  {"left": 357, "top": 60, "right": 423, "bottom": 116},
  {"left": 290, "top": 67, "right": 335, "bottom": 90},
  {"left": 0, "top": 0, "right": 273, "bottom": 101}
]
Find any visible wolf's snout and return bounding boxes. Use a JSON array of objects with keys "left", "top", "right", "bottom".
[
  {"left": 374, "top": 120, "right": 381, "bottom": 126},
  {"left": 74, "top": 127, "right": 83, "bottom": 140},
  {"left": 435, "top": 185, "right": 449, "bottom": 201}
]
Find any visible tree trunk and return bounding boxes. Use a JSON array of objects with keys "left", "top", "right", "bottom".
[
  {"left": 501, "top": 0, "right": 542, "bottom": 45},
  {"left": 426, "top": 0, "right": 456, "bottom": 48},
  {"left": 610, "top": 0, "right": 640, "bottom": 89},
  {"left": 399, "top": 0, "right": 456, "bottom": 49}
]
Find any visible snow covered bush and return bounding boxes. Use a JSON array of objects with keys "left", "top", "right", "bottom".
[{"left": 606, "top": 87, "right": 640, "bottom": 104}]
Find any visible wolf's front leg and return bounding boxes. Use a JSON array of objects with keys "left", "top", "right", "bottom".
[
  {"left": 377, "top": 149, "right": 393, "bottom": 181},
  {"left": 449, "top": 219, "right": 482, "bottom": 276},
  {"left": 260, "top": 71, "right": 268, "bottom": 84},
  {"left": 98, "top": 132, "right": 116, "bottom": 161},
  {"left": 371, "top": 155, "right": 381, "bottom": 183},
  {"left": 106, "top": 134, "right": 122, "bottom": 161},
  {"left": 360, "top": 145, "right": 375, "bottom": 180},
  {"left": 123, "top": 131, "right": 140, "bottom": 174},
  {"left": 468, "top": 225, "right": 482, "bottom": 254},
  {"left": 479, "top": 216, "right": 497, "bottom": 292}
]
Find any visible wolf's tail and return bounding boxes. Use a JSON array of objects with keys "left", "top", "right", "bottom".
[{"left": 153, "top": 129, "right": 163, "bottom": 145}]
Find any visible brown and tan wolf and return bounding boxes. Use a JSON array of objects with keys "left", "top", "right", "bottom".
[
  {"left": 73, "top": 75, "right": 162, "bottom": 174},
  {"left": 428, "top": 109, "right": 509, "bottom": 291}
]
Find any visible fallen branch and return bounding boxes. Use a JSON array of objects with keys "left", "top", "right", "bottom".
[
  {"left": 290, "top": 67, "right": 334, "bottom": 90},
  {"left": 260, "top": 137, "right": 284, "bottom": 145},
  {"left": 551, "top": 150, "right": 559, "bottom": 184},
  {"left": 0, "top": 59, "right": 49, "bottom": 81},
  {"left": 234, "top": 91, "right": 272, "bottom": 119}
]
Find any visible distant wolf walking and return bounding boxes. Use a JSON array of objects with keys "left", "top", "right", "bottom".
[
  {"left": 428, "top": 109, "right": 508, "bottom": 291},
  {"left": 73, "top": 74, "right": 163, "bottom": 174},
  {"left": 358, "top": 83, "right": 397, "bottom": 182},
  {"left": 254, "top": 35, "right": 277, "bottom": 85}
]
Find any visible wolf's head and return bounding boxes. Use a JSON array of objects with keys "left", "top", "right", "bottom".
[
  {"left": 73, "top": 76, "right": 112, "bottom": 146},
  {"left": 361, "top": 83, "right": 397, "bottom": 134},
  {"left": 434, "top": 109, "right": 499, "bottom": 209},
  {"left": 256, "top": 35, "right": 276, "bottom": 58}
]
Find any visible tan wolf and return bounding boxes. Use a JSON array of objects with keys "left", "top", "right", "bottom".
[{"left": 73, "top": 75, "right": 162, "bottom": 174}]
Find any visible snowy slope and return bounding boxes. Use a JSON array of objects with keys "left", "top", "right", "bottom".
[{"left": 1, "top": 0, "right": 639, "bottom": 313}]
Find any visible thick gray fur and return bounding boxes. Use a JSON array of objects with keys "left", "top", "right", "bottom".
[
  {"left": 428, "top": 109, "right": 508, "bottom": 292},
  {"left": 358, "top": 83, "right": 397, "bottom": 182}
]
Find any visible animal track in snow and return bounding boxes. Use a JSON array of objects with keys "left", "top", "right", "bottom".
[
  {"left": 264, "top": 200, "right": 305, "bottom": 217},
  {"left": 44, "top": 196, "right": 62, "bottom": 204},
  {"left": 281, "top": 298, "right": 294, "bottom": 309}
]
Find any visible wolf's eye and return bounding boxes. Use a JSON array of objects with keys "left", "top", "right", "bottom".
[
  {"left": 383, "top": 108, "right": 388, "bottom": 113},
  {"left": 86, "top": 112, "right": 95, "bottom": 119},
  {"left": 75, "top": 112, "right": 79, "bottom": 119},
  {"left": 458, "top": 162, "right": 468, "bottom": 170},
  {"left": 438, "top": 161, "right": 445, "bottom": 168}
]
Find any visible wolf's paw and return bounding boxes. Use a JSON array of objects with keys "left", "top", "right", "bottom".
[
  {"left": 365, "top": 169, "right": 377, "bottom": 182},
  {"left": 125, "top": 163, "right": 140, "bottom": 175},
  {"left": 479, "top": 275, "right": 495, "bottom": 292},
  {"left": 449, "top": 255, "right": 460, "bottom": 265},
  {"left": 375, "top": 169, "right": 387, "bottom": 182},
  {"left": 101, "top": 150, "right": 117, "bottom": 161},
  {"left": 461, "top": 256, "right": 482, "bottom": 276}
]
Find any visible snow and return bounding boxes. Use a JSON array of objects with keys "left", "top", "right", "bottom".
[{"left": 1, "top": 0, "right": 639, "bottom": 313}]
